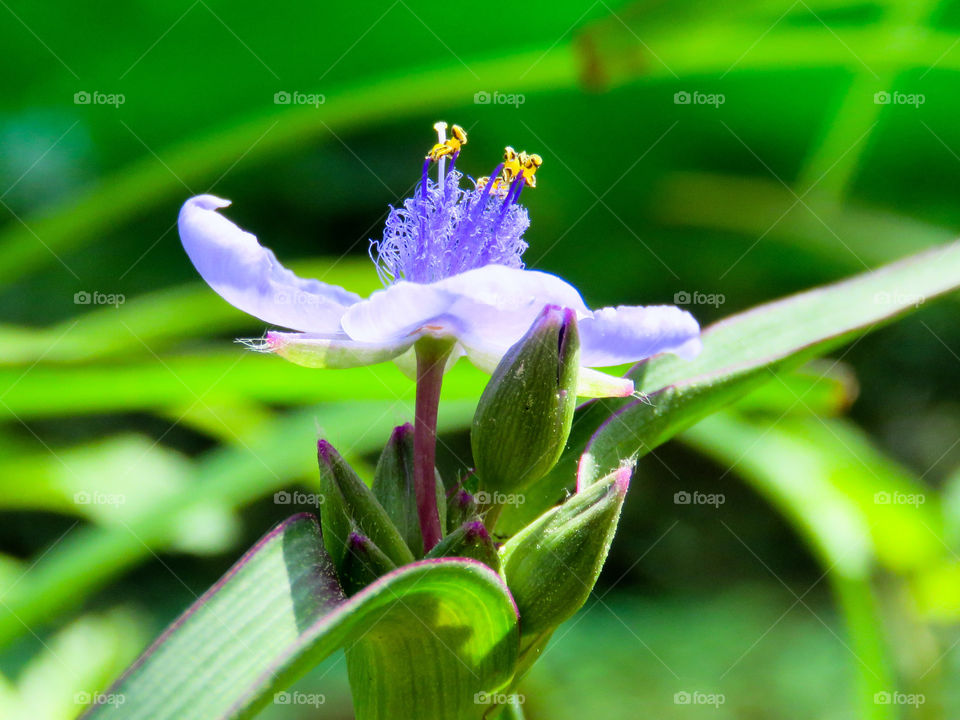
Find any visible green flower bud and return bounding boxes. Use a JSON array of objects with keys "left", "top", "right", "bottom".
[
  {"left": 471, "top": 305, "right": 580, "bottom": 494},
  {"left": 500, "top": 466, "right": 630, "bottom": 637},
  {"left": 372, "top": 423, "right": 421, "bottom": 555},
  {"left": 446, "top": 487, "right": 479, "bottom": 533},
  {"left": 426, "top": 520, "right": 500, "bottom": 573},
  {"left": 317, "top": 439, "right": 415, "bottom": 571},
  {"left": 371, "top": 424, "right": 448, "bottom": 558},
  {"left": 339, "top": 529, "right": 397, "bottom": 596}
]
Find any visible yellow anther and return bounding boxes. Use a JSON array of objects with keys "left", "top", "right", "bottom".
[
  {"left": 427, "top": 122, "right": 468, "bottom": 161},
  {"left": 494, "top": 147, "right": 542, "bottom": 189},
  {"left": 502, "top": 146, "right": 522, "bottom": 183},
  {"left": 476, "top": 176, "right": 509, "bottom": 195},
  {"left": 519, "top": 152, "right": 542, "bottom": 189}
]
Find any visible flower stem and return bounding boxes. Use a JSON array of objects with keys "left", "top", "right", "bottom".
[{"left": 414, "top": 339, "right": 451, "bottom": 552}]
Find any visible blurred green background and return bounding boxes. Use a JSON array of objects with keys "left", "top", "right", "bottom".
[{"left": 2, "top": 0, "right": 960, "bottom": 717}]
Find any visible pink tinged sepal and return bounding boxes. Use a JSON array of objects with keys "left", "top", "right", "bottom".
[
  {"left": 259, "top": 331, "right": 415, "bottom": 369},
  {"left": 499, "top": 465, "right": 632, "bottom": 637},
  {"left": 577, "top": 368, "right": 635, "bottom": 398}
]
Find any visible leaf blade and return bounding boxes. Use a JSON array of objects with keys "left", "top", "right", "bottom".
[{"left": 82, "top": 514, "right": 518, "bottom": 720}]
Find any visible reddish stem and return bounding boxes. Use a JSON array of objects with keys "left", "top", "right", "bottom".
[{"left": 414, "top": 341, "right": 449, "bottom": 551}]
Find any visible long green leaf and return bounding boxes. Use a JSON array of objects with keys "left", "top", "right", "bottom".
[
  {"left": 0, "top": 351, "right": 488, "bottom": 419},
  {"left": 83, "top": 514, "right": 518, "bottom": 720},
  {"left": 502, "top": 240, "right": 960, "bottom": 531}
]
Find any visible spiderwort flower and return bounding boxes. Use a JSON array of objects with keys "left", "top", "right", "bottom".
[
  {"left": 178, "top": 121, "right": 701, "bottom": 551},
  {"left": 177, "top": 122, "right": 701, "bottom": 399}
]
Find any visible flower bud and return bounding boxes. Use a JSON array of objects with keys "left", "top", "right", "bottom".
[
  {"left": 371, "top": 425, "right": 447, "bottom": 558},
  {"left": 372, "top": 423, "right": 422, "bottom": 555},
  {"left": 446, "top": 487, "right": 479, "bottom": 533},
  {"left": 339, "top": 530, "right": 397, "bottom": 596},
  {"left": 500, "top": 466, "right": 630, "bottom": 636},
  {"left": 317, "top": 439, "right": 415, "bottom": 571},
  {"left": 426, "top": 520, "right": 500, "bottom": 573},
  {"left": 471, "top": 305, "right": 580, "bottom": 494}
]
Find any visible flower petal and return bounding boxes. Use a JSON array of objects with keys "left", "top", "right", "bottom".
[
  {"left": 340, "top": 281, "right": 456, "bottom": 343},
  {"left": 578, "top": 305, "right": 702, "bottom": 367},
  {"left": 341, "top": 265, "right": 589, "bottom": 347},
  {"left": 261, "top": 332, "right": 414, "bottom": 369},
  {"left": 178, "top": 195, "right": 360, "bottom": 332}
]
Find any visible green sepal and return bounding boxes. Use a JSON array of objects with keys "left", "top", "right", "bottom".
[
  {"left": 317, "top": 439, "right": 415, "bottom": 570},
  {"left": 471, "top": 305, "right": 580, "bottom": 494},
  {"left": 372, "top": 423, "right": 423, "bottom": 556},
  {"left": 500, "top": 466, "right": 630, "bottom": 637},
  {"left": 339, "top": 528, "right": 398, "bottom": 596},
  {"left": 426, "top": 520, "right": 500, "bottom": 573}
]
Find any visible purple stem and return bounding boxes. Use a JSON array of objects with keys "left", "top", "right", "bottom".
[{"left": 414, "top": 341, "right": 449, "bottom": 551}]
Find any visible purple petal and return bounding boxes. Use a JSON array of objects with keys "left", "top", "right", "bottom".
[
  {"left": 261, "top": 332, "right": 415, "bottom": 369},
  {"left": 341, "top": 265, "right": 588, "bottom": 346},
  {"left": 340, "top": 281, "right": 455, "bottom": 343},
  {"left": 178, "top": 195, "right": 360, "bottom": 332},
  {"left": 578, "top": 305, "right": 702, "bottom": 367}
]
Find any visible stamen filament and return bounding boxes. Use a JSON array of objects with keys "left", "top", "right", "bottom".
[{"left": 433, "top": 121, "right": 448, "bottom": 195}]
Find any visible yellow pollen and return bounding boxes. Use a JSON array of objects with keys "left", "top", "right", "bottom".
[{"left": 427, "top": 122, "right": 467, "bottom": 162}]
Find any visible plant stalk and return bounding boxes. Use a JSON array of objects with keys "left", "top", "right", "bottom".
[{"left": 414, "top": 339, "right": 451, "bottom": 552}]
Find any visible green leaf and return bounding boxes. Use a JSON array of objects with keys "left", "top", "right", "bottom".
[
  {"left": 83, "top": 514, "right": 518, "bottom": 720},
  {"left": 502, "top": 240, "right": 960, "bottom": 532},
  {"left": 0, "top": 349, "right": 489, "bottom": 420},
  {"left": 732, "top": 361, "right": 857, "bottom": 417},
  {"left": 585, "top": 240, "right": 960, "bottom": 483}
]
